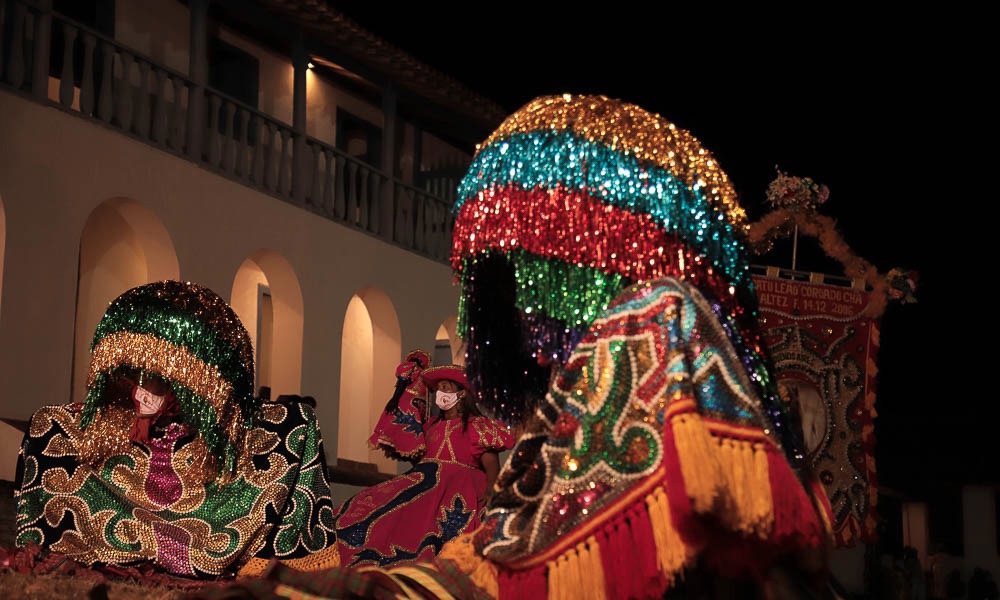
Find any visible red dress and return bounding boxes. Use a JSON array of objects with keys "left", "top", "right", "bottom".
[{"left": 333, "top": 414, "right": 513, "bottom": 568}]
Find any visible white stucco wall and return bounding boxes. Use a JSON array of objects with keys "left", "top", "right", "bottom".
[{"left": 0, "top": 93, "right": 460, "bottom": 458}]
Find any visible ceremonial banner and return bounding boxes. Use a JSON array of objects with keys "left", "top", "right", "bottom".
[{"left": 753, "top": 272, "right": 880, "bottom": 547}]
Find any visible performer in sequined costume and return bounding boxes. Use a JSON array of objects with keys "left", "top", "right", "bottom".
[
  {"left": 449, "top": 94, "right": 836, "bottom": 599},
  {"left": 452, "top": 95, "right": 829, "bottom": 598},
  {"left": 333, "top": 364, "right": 513, "bottom": 568},
  {"left": 185, "top": 94, "right": 835, "bottom": 599},
  {"left": 12, "top": 280, "right": 339, "bottom": 578}
]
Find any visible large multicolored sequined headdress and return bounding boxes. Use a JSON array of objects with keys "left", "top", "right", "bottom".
[
  {"left": 452, "top": 94, "right": 761, "bottom": 423},
  {"left": 79, "top": 280, "right": 257, "bottom": 478}
]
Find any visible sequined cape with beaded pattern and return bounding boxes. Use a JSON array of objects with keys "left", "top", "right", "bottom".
[
  {"left": 470, "top": 277, "right": 832, "bottom": 598},
  {"left": 13, "top": 396, "right": 339, "bottom": 578}
]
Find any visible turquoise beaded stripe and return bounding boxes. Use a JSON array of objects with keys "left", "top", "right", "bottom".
[{"left": 454, "top": 129, "right": 751, "bottom": 291}]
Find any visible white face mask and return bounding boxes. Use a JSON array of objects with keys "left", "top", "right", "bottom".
[
  {"left": 435, "top": 390, "right": 460, "bottom": 411},
  {"left": 133, "top": 385, "right": 166, "bottom": 415}
]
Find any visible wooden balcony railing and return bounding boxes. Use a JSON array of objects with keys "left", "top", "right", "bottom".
[{"left": 0, "top": 0, "right": 456, "bottom": 264}]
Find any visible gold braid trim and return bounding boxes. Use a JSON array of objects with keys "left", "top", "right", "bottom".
[{"left": 87, "top": 331, "right": 232, "bottom": 410}]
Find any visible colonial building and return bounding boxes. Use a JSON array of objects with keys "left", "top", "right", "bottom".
[{"left": 0, "top": 0, "right": 507, "bottom": 487}]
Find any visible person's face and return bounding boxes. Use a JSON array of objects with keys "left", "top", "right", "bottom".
[{"left": 436, "top": 379, "right": 462, "bottom": 393}]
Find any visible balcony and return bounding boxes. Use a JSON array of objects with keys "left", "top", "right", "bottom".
[{"left": 0, "top": 0, "right": 460, "bottom": 265}]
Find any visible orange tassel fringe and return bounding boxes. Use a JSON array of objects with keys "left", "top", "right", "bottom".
[{"left": 486, "top": 402, "right": 829, "bottom": 599}]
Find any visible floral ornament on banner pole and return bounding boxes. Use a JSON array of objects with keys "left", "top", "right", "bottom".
[{"left": 748, "top": 167, "right": 919, "bottom": 318}]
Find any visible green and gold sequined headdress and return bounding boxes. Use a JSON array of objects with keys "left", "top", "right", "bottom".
[{"left": 79, "top": 280, "right": 257, "bottom": 478}]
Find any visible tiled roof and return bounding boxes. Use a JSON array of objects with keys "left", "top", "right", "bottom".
[{"left": 254, "top": 1, "right": 509, "bottom": 132}]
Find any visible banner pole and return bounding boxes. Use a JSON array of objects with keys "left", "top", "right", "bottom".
[{"left": 791, "top": 224, "right": 799, "bottom": 271}]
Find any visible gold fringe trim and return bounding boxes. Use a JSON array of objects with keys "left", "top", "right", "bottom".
[
  {"left": 670, "top": 413, "right": 721, "bottom": 512},
  {"left": 89, "top": 332, "right": 232, "bottom": 413},
  {"left": 546, "top": 537, "right": 607, "bottom": 600},
  {"left": 547, "top": 555, "right": 563, "bottom": 600},
  {"left": 77, "top": 403, "right": 134, "bottom": 463},
  {"left": 672, "top": 412, "right": 777, "bottom": 537},
  {"left": 438, "top": 533, "right": 498, "bottom": 599},
  {"left": 751, "top": 440, "right": 775, "bottom": 532},
  {"left": 645, "top": 485, "right": 695, "bottom": 584},
  {"left": 79, "top": 404, "right": 224, "bottom": 485},
  {"left": 581, "top": 537, "right": 607, "bottom": 600},
  {"left": 715, "top": 438, "right": 774, "bottom": 536}
]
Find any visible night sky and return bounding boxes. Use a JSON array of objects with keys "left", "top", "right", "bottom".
[{"left": 331, "top": 4, "right": 988, "bottom": 499}]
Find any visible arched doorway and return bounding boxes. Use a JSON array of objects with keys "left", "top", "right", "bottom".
[
  {"left": 338, "top": 287, "right": 401, "bottom": 473},
  {"left": 230, "top": 251, "right": 304, "bottom": 401},
  {"left": 73, "top": 198, "right": 179, "bottom": 404}
]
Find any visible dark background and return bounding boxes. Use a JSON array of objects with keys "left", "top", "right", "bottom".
[{"left": 330, "top": 4, "right": 990, "bottom": 501}]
